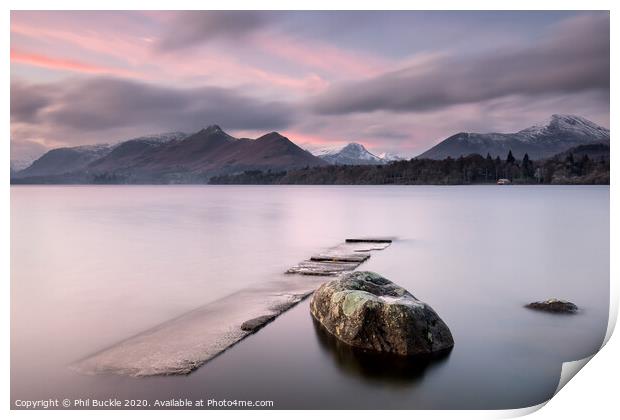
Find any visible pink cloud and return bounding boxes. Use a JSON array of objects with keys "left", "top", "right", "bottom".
[
  {"left": 11, "top": 20, "right": 148, "bottom": 67},
  {"left": 146, "top": 46, "right": 330, "bottom": 95},
  {"left": 11, "top": 19, "right": 321, "bottom": 96},
  {"left": 280, "top": 131, "right": 340, "bottom": 148},
  {"left": 11, "top": 49, "right": 140, "bottom": 78},
  {"left": 252, "top": 33, "right": 392, "bottom": 79},
  {"left": 249, "top": 70, "right": 329, "bottom": 93}
]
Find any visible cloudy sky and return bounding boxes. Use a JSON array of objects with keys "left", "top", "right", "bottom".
[{"left": 10, "top": 10, "right": 610, "bottom": 160}]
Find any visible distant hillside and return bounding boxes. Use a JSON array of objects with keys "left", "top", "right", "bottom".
[
  {"left": 12, "top": 126, "right": 327, "bottom": 184},
  {"left": 17, "top": 144, "right": 113, "bottom": 178},
  {"left": 417, "top": 115, "right": 609, "bottom": 160},
  {"left": 10, "top": 159, "right": 37, "bottom": 175},
  {"left": 87, "top": 132, "right": 188, "bottom": 172},
  {"left": 553, "top": 143, "right": 609, "bottom": 161},
  {"left": 16, "top": 132, "right": 187, "bottom": 179}
]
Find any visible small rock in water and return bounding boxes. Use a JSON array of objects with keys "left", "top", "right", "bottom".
[
  {"left": 526, "top": 298, "right": 578, "bottom": 313},
  {"left": 310, "top": 271, "right": 454, "bottom": 356},
  {"left": 240, "top": 315, "right": 277, "bottom": 332}
]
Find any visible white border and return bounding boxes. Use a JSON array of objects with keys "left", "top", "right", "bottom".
[{"left": 3, "top": 1, "right": 617, "bottom": 419}]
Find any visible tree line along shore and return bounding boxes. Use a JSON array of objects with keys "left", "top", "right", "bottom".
[{"left": 209, "top": 148, "right": 610, "bottom": 186}]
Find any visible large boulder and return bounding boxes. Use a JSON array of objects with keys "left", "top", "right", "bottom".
[{"left": 310, "top": 271, "right": 454, "bottom": 356}]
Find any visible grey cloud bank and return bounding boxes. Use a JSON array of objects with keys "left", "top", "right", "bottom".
[
  {"left": 312, "top": 14, "right": 609, "bottom": 115},
  {"left": 11, "top": 77, "right": 297, "bottom": 146},
  {"left": 156, "top": 11, "right": 270, "bottom": 51}
]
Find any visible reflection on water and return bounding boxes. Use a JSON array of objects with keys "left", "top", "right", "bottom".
[
  {"left": 311, "top": 317, "right": 452, "bottom": 385},
  {"left": 11, "top": 185, "right": 610, "bottom": 409}
]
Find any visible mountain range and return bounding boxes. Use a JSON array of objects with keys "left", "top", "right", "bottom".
[
  {"left": 11, "top": 114, "right": 610, "bottom": 184},
  {"left": 417, "top": 114, "right": 609, "bottom": 160},
  {"left": 13, "top": 126, "right": 327, "bottom": 183}
]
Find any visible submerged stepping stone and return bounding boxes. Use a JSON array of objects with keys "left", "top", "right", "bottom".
[
  {"left": 310, "top": 253, "right": 370, "bottom": 263},
  {"left": 287, "top": 238, "right": 391, "bottom": 276},
  {"left": 352, "top": 243, "right": 391, "bottom": 252},
  {"left": 286, "top": 260, "right": 360, "bottom": 276},
  {"left": 345, "top": 238, "right": 393, "bottom": 243},
  {"left": 328, "top": 243, "right": 389, "bottom": 254}
]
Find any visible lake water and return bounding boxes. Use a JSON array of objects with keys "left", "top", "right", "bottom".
[{"left": 11, "top": 185, "right": 609, "bottom": 409}]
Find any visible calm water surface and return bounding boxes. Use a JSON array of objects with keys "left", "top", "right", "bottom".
[{"left": 11, "top": 185, "right": 609, "bottom": 409}]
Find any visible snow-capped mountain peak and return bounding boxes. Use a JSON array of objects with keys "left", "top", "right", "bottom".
[
  {"left": 417, "top": 114, "right": 609, "bottom": 160},
  {"left": 308, "top": 144, "right": 344, "bottom": 156},
  {"left": 548, "top": 114, "right": 609, "bottom": 137},
  {"left": 314, "top": 142, "right": 386, "bottom": 165},
  {"left": 338, "top": 143, "right": 383, "bottom": 161},
  {"left": 125, "top": 132, "right": 188, "bottom": 144},
  {"left": 518, "top": 114, "right": 609, "bottom": 142}
]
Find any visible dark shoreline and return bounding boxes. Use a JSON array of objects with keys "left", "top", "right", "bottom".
[
  {"left": 12, "top": 150, "right": 609, "bottom": 186},
  {"left": 10, "top": 181, "right": 610, "bottom": 186}
]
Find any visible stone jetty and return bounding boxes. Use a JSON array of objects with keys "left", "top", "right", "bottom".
[{"left": 72, "top": 238, "right": 392, "bottom": 377}]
